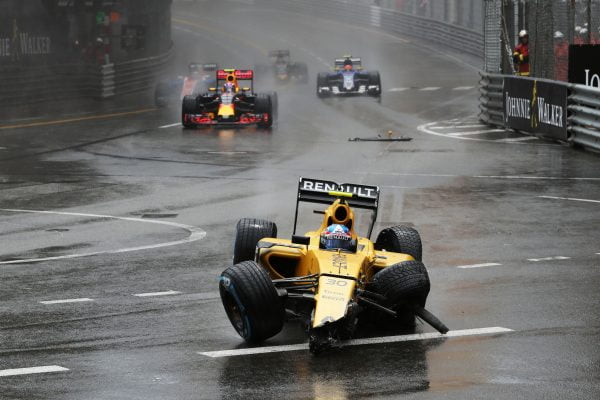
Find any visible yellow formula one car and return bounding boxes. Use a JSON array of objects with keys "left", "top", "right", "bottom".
[{"left": 219, "top": 178, "right": 448, "bottom": 354}]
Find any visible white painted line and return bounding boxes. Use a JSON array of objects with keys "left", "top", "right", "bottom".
[
  {"left": 0, "top": 365, "right": 69, "bottom": 377},
  {"left": 453, "top": 86, "right": 475, "bottom": 91},
  {"left": 456, "top": 262, "right": 502, "bottom": 269},
  {"left": 198, "top": 326, "right": 514, "bottom": 358},
  {"left": 448, "top": 129, "right": 506, "bottom": 136},
  {"left": 0, "top": 209, "right": 206, "bottom": 265},
  {"left": 539, "top": 195, "right": 600, "bottom": 204},
  {"left": 495, "top": 136, "right": 538, "bottom": 142},
  {"left": 40, "top": 298, "right": 94, "bottom": 305},
  {"left": 430, "top": 124, "right": 488, "bottom": 130},
  {"left": 527, "top": 256, "right": 571, "bottom": 262},
  {"left": 420, "top": 87, "right": 441, "bottom": 91},
  {"left": 159, "top": 122, "right": 181, "bottom": 129},
  {"left": 133, "top": 290, "right": 181, "bottom": 297},
  {"left": 388, "top": 87, "right": 409, "bottom": 92}
]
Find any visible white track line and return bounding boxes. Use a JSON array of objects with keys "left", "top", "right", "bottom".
[
  {"left": 198, "top": 327, "right": 514, "bottom": 358},
  {"left": 40, "top": 298, "right": 94, "bottom": 305},
  {"left": 0, "top": 209, "right": 206, "bottom": 265},
  {"left": 456, "top": 263, "right": 502, "bottom": 269},
  {"left": 159, "top": 122, "right": 181, "bottom": 129},
  {"left": 0, "top": 366, "right": 69, "bottom": 377},
  {"left": 388, "top": 87, "right": 409, "bottom": 92},
  {"left": 133, "top": 290, "right": 182, "bottom": 297},
  {"left": 453, "top": 86, "right": 475, "bottom": 91},
  {"left": 430, "top": 124, "right": 488, "bottom": 130},
  {"left": 495, "top": 136, "right": 538, "bottom": 142},
  {"left": 527, "top": 256, "right": 571, "bottom": 262},
  {"left": 448, "top": 129, "right": 506, "bottom": 136},
  {"left": 420, "top": 87, "right": 441, "bottom": 91},
  {"left": 539, "top": 195, "right": 600, "bottom": 204}
]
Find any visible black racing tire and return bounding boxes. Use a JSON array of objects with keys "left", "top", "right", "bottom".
[
  {"left": 181, "top": 95, "right": 197, "bottom": 128},
  {"left": 374, "top": 225, "right": 422, "bottom": 262},
  {"left": 219, "top": 261, "right": 285, "bottom": 342},
  {"left": 367, "top": 71, "right": 381, "bottom": 96},
  {"left": 317, "top": 72, "right": 329, "bottom": 98},
  {"left": 373, "top": 261, "right": 430, "bottom": 309},
  {"left": 255, "top": 94, "right": 273, "bottom": 128},
  {"left": 267, "top": 91, "right": 278, "bottom": 121},
  {"left": 233, "top": 218, "right": 277, "bottom": 264}
]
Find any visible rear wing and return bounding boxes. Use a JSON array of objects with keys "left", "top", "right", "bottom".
[
  {"left": 334, "top": 57, "right": 362, "bottom": 70},
  {"left": 293, "top": 177, "right": 380, "bottom": 238},
  {"left": 202, "top": 63, "right": 218, "bottom": 71},
  {"left": 216, "top": 69, "right": 254, "bottom": 91}
]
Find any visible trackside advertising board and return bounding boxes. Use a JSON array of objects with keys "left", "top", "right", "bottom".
[
  {"left": 503, "top": 77, "right": 568, "bottom": 140},
  {"left": 568, "top": 45, "right": 600, "bottom": 88}
]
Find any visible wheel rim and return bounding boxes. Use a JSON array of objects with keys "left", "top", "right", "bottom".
[{"left": 222, "top": 290, "right": 247, "bottom": 337}]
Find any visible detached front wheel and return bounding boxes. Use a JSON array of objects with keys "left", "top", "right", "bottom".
[{"left": 219, "top": 261, "right": 284, "bottom": 342}]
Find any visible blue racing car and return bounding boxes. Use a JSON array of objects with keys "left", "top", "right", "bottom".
[{"left": 316, "top": 56, "right": 381, "bottom": 101}]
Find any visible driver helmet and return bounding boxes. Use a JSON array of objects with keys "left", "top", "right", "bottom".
[
  {"left": 223, "top": 82, "right": 235, "bottom": 93},
  {"left": 320, "top": 224, "right": 352, "bottom": 250},
  {"left": 343, "top": 58, "right": 353, "bottom": 71}
]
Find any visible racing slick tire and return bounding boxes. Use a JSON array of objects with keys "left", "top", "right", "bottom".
[
  {"left": 267, "top": 91, "right": 278, "bottom": 121},
  {"left": 181, "top": 95, "right": 198, "bottom": 128},
  {"left": 374, "top": 225, "right": 422, "bottom": 262},
  {"left": 367, "top": 71, "right": 382, "bottom": 98},
  {"left": 317, "top": 72, "right": 329, "bottom": 98},
  {"left": 219, "top": 261, "right": 285, "bottom": 343},
  {"left": 371, "top": 261, "right": 430, "bottom": 327},
  {"left": 255, "top": 94, "right": 274, "bottom": 128},
  {"left": 233, "top": 218, "right": 277, "bottom": 264}
]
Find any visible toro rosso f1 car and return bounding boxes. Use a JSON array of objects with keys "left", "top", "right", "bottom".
[
  {"left": 219, "top": 177, "right": 448, "bottom": 354},
  {"left": 181, "top": 69, "right": 277, "bottom": 129},
  {"left": 317, "top": 56, "right": 381, "bottom": 100},
  {"left": 154, "top": 62, "right": 217, "bottom": 107},
  {"left": 257, "top": 50, "right": 309, "bottom": 83}
]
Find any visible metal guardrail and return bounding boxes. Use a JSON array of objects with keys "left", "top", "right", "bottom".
[
  {"left": 0, "top": 45, "right": 174, "bottom": 105},
  {"left": 254, "top": 0, "right": 484, "bottom": 59},
  {"left": 568, "top": 84, "right": 600, "bottom": 151},
  {"left": 479, "top": 71, "right": 600, "bottom": 152}
]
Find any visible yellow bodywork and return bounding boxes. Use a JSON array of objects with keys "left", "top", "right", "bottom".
[
  {"left": 256, "top": 199, "right": 414, "bottom": 328},
  {"left": 218, "top": 104, "right": 235, "bottom": 117}
]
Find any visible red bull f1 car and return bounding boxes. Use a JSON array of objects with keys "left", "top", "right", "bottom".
[
  {"left": 219, "top": 177, "right": 448, "bottom": 354},
  {"left": 154, "top": 62, "right": 217, "bottom": 107},
  {"left": 181, "top": 69, "right": 277, "bottom": 129},
  {"left": 317, "top": 56, "right": 381, "bottom": 100}
]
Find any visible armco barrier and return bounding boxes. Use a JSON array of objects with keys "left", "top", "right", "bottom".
[
  {"left": 0, "top": 45, "right": 173, "bottom": 105},
  {"left": 252, "top": 0, "right": 484, "bottom": 59},
  {"left": 479, "top": 71, "right": 600, "bottom": 152}
]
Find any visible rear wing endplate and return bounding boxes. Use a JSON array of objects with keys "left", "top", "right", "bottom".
[{"left": 293, "top": 177, "right": 380, "bottom": 238}]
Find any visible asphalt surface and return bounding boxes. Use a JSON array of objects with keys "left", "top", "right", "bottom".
[{"left": 1, "top": 1, "right": 599, "bottom": 399}]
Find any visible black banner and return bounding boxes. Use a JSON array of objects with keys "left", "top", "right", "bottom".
[
  {"left": 569, "top": 45, "right": 600, "bottom": 88},
  {"left": 504, "top": 77, "right": 568, "bottom": 140},
  {"left": 0, "top": 17, "right": 68, "bottom": 65}
]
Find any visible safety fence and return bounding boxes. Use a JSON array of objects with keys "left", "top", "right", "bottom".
[
  {"left": 0, "top": 46, "right": 173, "bottom": 105},
  {"left": 252, "top": 0, "right": 484, "bottom": 59},
  {"left": 479, "top": 71, "right": 600, "bottom": 151}
]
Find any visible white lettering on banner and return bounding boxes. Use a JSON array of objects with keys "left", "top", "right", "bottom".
[
  {"left": 585, "top": 69, "right": 600, "bottom": 88},
  {"left": 505, "top": 93, "right": 530, "bottom": 120},
  {"left": 537, "top": 97, "right": 563, "bottom": 128},
  {"left": 0, "top": 34, "right": 51, "bottom": 57}
]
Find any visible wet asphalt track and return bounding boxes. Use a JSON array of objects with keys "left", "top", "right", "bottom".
[{"left": 1, "top": 1, "right": 599, "bottom": 399}]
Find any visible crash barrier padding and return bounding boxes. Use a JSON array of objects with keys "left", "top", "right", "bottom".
[
  {"left": 479, "top": 71, "right": 600, "bottom": 152},
  {"left": 251, "top": 0, "right": 483, "bottom": 59},
  {"left": 0, "top": 45, "right": 174, "bottom": 105}
]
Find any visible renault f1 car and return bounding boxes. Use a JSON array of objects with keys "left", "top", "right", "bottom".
[
  {"left": 317, "top": 56, "right": 381, "bottom": 100},
  {"left": 154, "top": 62, "right": 217, "bottom": 107},
  {"left": 181, "top": 68, "right": 277, "bottom": 129},
  {"left": 219, "top": 177, "right": 448, "bottom": 354},
  {"left": 257, "top": 50, "right": 309, "bottom": 83}
]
